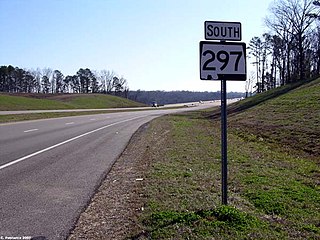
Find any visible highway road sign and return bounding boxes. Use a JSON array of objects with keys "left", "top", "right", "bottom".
[
  {"left": 199, "top": 41, "right": 246, "bottom": 81},
  {"left": 205, "top": 21, "right": 241, "bottom": 41}
]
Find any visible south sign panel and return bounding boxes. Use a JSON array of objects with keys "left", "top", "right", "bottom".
[
  {"left": 199, "top": 41, "right": 246, "bottom": 81},
  {"left": 204, "top": 21, "right": 242, "bottom": 41}
]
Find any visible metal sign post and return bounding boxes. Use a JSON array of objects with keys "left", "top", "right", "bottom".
[
  {"left": 221, "top": 79, "right": 228, "bottom": 205},
  {"left": 200, "top": 21, "right": 246, "bottom": 205}
]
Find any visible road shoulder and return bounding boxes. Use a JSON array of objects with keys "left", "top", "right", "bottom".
[{"left": 68, "top": 118, "right": 167, "bottom": 239}]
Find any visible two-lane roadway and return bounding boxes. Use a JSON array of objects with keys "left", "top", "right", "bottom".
[{"left": 0, "top": 103, "right": 217, "bottom": 239}]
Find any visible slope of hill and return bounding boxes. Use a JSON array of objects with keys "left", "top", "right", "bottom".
[
  {"left": 229, "top": 77, "right": 320, "bottom": 158},
  {"left": 0, "top": 93, "right": 146, "bottom": 111}
]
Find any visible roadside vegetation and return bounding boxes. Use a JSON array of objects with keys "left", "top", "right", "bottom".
[
  {"left": 131, "top": 78, "right": 320, "bottom": 239},
  {"left": 0, "top": 93, "right": 145, "bottom": 111},
  {"left": 0, "top": 93, "right": 148, "bottom": 123},
  {"left": 0, "top": 95, "right": 185, "bottom": 123},
  {"left": 0, "top": 110, "right": 121, "bottom": 123}
]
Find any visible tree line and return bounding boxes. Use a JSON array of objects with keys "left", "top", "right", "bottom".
[
  {"left": 128, "top": 90, "right": 244, "bottom": 105},
  {"left": 0, "top": 66, "right": 129, "bottom": 97},
  {"left": 247, "top": 0, "right": 320, "bottom": 95}
]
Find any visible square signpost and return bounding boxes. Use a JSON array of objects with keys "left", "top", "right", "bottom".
[{"left": 200, "top": 21, "right": 247, "bottom": 205}]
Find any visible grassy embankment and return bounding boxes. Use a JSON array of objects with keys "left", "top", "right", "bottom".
[
  {"left": 0, "top": 93, "right": 146, "bottom": 123},
  {"left": 133, "top": 78, "right": 320, "bottom": 239}
]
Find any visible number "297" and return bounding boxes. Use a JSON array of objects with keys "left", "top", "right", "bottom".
[{"left": 202, "top": 50, "right": 242, "bottom": 71}]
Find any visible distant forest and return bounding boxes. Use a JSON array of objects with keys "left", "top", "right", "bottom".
[
  {"left": 128, "top": 90, "right": 244, "bottom": 105},
  {"left": 0, "top": 65, "right": 129, "bottom": 97},
  {"left": 0, "top": 65, "right": 244, "bottom": 105}
]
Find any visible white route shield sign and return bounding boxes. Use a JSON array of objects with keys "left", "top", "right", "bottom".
[{"left": 200, "top": 41, "right": 246, "bottom": 81}]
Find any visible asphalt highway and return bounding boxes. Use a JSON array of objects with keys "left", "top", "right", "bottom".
[
  {"left": 0, "top": 103, "right": 218, "bottom": 239},
  {"left": 0, "top": 101, "right": 214, "bottom": 115}
]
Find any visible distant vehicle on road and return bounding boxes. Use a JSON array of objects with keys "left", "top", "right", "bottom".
[{"left": 152, "top": 101, "right": 158, "bottom": 107}]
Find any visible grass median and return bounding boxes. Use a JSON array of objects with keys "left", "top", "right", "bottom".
[
  {"left": 0, "top": 111, "right": 116, "bottom": 123},
  {"left": 0, "top": 106, "right": 186, "bottom": 124}
]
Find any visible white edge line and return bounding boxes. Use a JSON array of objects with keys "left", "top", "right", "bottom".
[
  {"left": 24, "top": 129, "right": 39, "bottom": 133},
  {"left": 0, "top": 116, "right": 145, "bottom": 171}
]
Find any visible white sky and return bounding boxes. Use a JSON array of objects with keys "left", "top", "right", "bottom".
[{"left": 0, "top": 0, "right": 274, "bottom": 92}]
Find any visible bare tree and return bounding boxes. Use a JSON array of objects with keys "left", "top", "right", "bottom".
[
  {"left": 122, "top": 79, "right": 130, "bottom": 98},
  {"left": 248, "top": 36, "right": 263, "bottom": 92},
  {"left": 98, "top": 70, "right": 116, "bottom": 94},
  {"left": 266, "top": 0, "right": 319, "bottom": 81},
  {"left": 261, "top": 33, "right": 273, "bottom": 90},
  {"left": 312, "top": 27, "right": 320, "bottom": 75},
  {"left": 42, "top": 68, "right": 52, "bottom": 93},
  {"left": 308, "top": 1, "right": 320, "bottom": 18},
  {"left": 30, "top": 68, "right": 42, "bottom": 93},
  {"left": 266, "top": 1, "right": 295, "bottom": 84},
  {"left": 245, "top": 71, "right": 255, "bottom": 97},
  {"left": 111, "top": 76, "right": 128, "bottom": 96}
]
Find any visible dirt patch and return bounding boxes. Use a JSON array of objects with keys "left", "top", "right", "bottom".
[{"left": 68, "top": 118, "right": 170, "bottom": 240}]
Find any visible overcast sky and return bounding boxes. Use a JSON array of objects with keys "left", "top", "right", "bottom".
[{"left": 0, "top": 0, "right": 274, "bottom": 92}]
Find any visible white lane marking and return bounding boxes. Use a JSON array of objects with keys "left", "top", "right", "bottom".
[
  {"left": 90, "top": 118, "right": 96, "bottom": 121},
  {"left": 23, "top": 129, "right": 39, "bottom": 133},
  {"left": 0, "top": 116, "right": 145, "bottom": 171},
  {"left": 65, "top": 122, "right": 74, "bottom": 125}
]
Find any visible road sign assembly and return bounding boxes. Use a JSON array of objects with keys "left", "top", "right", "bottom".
[{"left": 199, "top": 20, "right": 247, "bottom": 205}]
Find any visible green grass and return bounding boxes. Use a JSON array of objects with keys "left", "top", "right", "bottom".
[
  {"left": 229, "top": 77, "right": 320, "bottom": 157},
  {"left": 132, "top": 78, "right": 320, "bottom": 239},
  {"left": 62, "top": 94, "right": 145, "bottom": 109},
  {"left": 0, "top": 110, "right": 118, "bottom": 123},
  {"left": 0, "top": 94, "right": 73, "bottom": 110},
  {"left": 0, "top": 93, "right": 145, "bottom": 110},
  {"left": 224, "top": 77, "right": 320, "bottom": 115}
]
